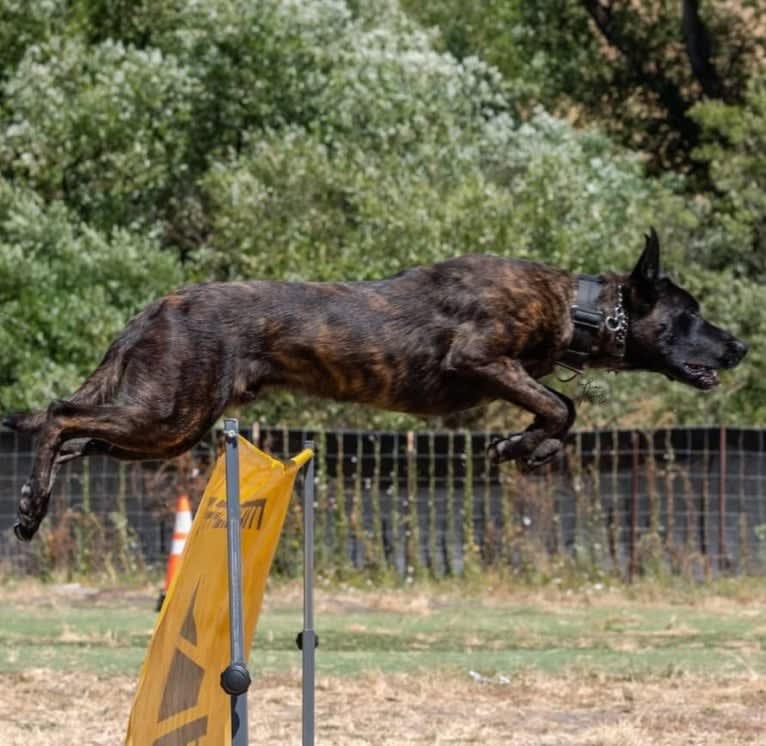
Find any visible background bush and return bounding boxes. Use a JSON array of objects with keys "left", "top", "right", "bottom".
[{"left": 0, "top": 0, "right": 762, "bottom": 429}]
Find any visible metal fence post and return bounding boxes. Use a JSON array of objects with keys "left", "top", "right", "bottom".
[
  {"left": 221, "top": 418, "right": 251, "bottom": 746},
  {"left": 719, "top": 425, "right": 728, "bottom": 569},
  {"left": 300, "top": 440, "right": 316, "bottom": 746}
]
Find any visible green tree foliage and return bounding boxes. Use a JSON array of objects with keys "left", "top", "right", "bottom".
[
  {"left": 692, "top": 74, "right": 766, "bottom": 282},
  {"left": 2, "top": 38, "right": 199, "bottom": 232},
  {"left": 403, "top": 0, "right": 765, "bottom": 178},
  {"left": 199, "top": 114, "right": 689, "bottom": 283},
  {"left": 0, "top": 0, "right": 67, "bottom": 82},
  {"left": 0, "top": 179, "right": 182, "bottom": 410},
  {"left": 0, "top": 0, "right": 762, "bottom": 428}
]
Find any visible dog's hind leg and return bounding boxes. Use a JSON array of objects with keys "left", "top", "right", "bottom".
[
  {"left": 41, "top": 438, "right": 165, "bottom": 508},
  {"left": 3, "top": 346, "right": 121, "bottom": 437},
  {"left": 15, "top": 398, "right": 225, "bottom": 541},
  {"left": 2, "top": 409, "right": 47, "bottom": 435},
  {"left": 20, "top": 439, "right": 171, "bottom": 538},
  {"left": 54, "top": 439, "right": 164, "bottom": 467}
]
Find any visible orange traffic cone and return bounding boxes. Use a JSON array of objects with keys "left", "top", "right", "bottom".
[{"left": 156, "top": 495, "right": 193, "bottom": 611}]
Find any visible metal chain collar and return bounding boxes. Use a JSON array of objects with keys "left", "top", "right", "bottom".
[
  {"left": 557, "top": 280, "right": 629, "bottom": 380},
  {"left": 604, "top": 285, "right": 628, "bottom": 357}
]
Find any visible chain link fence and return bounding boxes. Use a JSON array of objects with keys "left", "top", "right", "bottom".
[{"left": 1, "top": 425, "right": 764, "bottom": 580}]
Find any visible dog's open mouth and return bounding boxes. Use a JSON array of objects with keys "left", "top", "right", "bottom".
[{"left": 681, "top": 362, "right": 720, "bottom": 389}]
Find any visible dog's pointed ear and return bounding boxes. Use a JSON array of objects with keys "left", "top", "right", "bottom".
[
  {"left": 632, "top": 228, "right": 661, "bottom": 286},
  {"left": 627, "top": 228, "right": 662, "bottom": 312}
]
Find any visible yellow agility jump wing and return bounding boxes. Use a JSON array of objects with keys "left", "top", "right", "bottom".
[{"left": 126, "top": 437, "right": 312, "bottom": 746}]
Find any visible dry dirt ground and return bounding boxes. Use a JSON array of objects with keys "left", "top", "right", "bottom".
[
  {"left": 2, "top": 582, "right": 766, "bottom": 744},
  {"left": 1, "top": 668, "right": 766, "bottom": 745}
]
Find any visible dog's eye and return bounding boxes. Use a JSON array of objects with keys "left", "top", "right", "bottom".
[{"left": 676, "top": 313, "right": 695, "bottom": 335}]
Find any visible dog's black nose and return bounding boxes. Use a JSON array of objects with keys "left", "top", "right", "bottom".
[{"left": 726, "top": 339, "right": 748, "bottom": 367}]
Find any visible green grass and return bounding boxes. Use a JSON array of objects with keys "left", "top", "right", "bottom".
[
  {"left": 251, "top": 601, "right": 766, "bottom": 676},
  {"left": 0, "top": 586, "right": 765, "bottom": 679}
]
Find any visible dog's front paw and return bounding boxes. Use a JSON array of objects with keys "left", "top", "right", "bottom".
[
  {"left": 487, "top": 434, "right": 525, "bottom": 463},
  {"left": 522, "top": 438, "right": 563, "bottom": 471}
]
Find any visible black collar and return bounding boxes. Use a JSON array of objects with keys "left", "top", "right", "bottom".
[{"left": 558, "top": 275, "right": 628, "bottom": 375}]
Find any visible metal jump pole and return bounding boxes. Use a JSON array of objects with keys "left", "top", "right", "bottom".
[
  {"left": 299, "top": 440, "right": 317, "bottom": 746},
  {"left": 220, "top": 422, "right": 316, "bottom": 745},
  {"left": 220, "top": 418, "right": 251, "bottom": 746}
]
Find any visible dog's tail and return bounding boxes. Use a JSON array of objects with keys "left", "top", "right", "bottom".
[{"left": 2, "top": 409, "right": 46, "bottom": 434}]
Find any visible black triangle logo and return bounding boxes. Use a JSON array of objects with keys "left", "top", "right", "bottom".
[
  {"left": 158, "top": 649, "right": 205, "bottom": 721},
  {"left": 180, "top": 583, "right": 199, "bottom": 646}
]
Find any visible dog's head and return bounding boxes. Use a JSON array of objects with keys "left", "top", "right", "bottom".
[{"left": 622, "top": 229, "right": 748, "bottom": 389}]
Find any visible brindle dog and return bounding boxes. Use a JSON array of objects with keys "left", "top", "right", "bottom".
[{"left": 4, "top": 230, "right": 747, "bottom": 541}]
